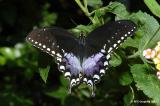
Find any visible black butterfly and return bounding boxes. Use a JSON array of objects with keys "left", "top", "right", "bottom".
[{"left": 26, "top": 20, "right": 136, "bottom": 96}]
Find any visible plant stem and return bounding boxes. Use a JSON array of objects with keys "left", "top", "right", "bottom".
[
  {"left": 130, "top": 86, "right": 135, "bottom": 103},
  {"left": 83, "top": 0, "right": 87, "bottom": 9},
  {"left": 75, "top": 0, "right": 95, "bottom": 24},
  {"left": 127, "top": 51, "right": 139, "bottom": 59}
]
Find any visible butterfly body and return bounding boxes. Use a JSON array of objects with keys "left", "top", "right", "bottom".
[{"left": 26, "top": 20, "right": 136, "bottom": 96}]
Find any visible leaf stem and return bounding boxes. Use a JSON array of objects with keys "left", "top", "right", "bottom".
[
  {"left": 127, "top": 51, "right": 139, "bottom": 59},
  {"left": 142, "top": 26, "right": 160, "bottom": 52},
  {"left": 130, "top": 85, "right": 135, "bottom": 103}
]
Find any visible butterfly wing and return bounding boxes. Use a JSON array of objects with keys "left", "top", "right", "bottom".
[
  {"left": 26, "top": 27, "right": 81, "bottom": 92},
  {"left": 86, "top": 20, "right": 136, "bottom": 55},
  {"left": 26, "top": 27, "right": 79, "bottom": 56},
  {"left": 26, "top": 20, "right": 137, "bottom": 96},
  {"left": 82, "top": 20, "right": 136, "bottom": 95}
]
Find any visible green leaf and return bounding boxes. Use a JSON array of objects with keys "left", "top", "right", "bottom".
[
  {"left": 119, "top": 72, "right": 133, "bottom": 86},
  {"left": 121, "top": 37, "right": 139, "bottom": 49},
  {"left": 144, "top": 0, "right": 160, "bottom": 18},
  {"left": 131, "top": 64, "right": 160, "bottom": 104},
  {"left": 89, "top": 2, "right": 129, "bottom": 24},
  {"left": 104, "top": 2, "right": 129, "bottom": 19},
  {"left": 87, "top": 0, "right": 103, "bottom": 7},
  {"left": 39, "top": 66, "right": 50, "bottom": 83},
  {"left": 71, "top": 24, "right": 94, "bottom": 35},
  {"left": 0, "top": 92, "right": 33, "bottom": 106},
  {"left": 60, "top": 75, "right": 68, "bottom": 87},
  {"left": 130, "top": 11, "right": 160, "bottom": 61},
  {"left": 123, "top": 91, "right": 133, "bottom": 106},
  {"left": 80, "top": 89, "right": 90, "bottom": 98},
  {"left": 109, "top": 53, "right": 122, "bottom": 67},
  {"left": 0, "top": 56, "right": 6, "bottom": 66},
  {"left": 45, "top": 87, "right": 67, "bottom": 105},
  {"left": 147, "top": 27, "right": 160, "bottom": 49},
  {"left": 136, "top": 11, "right": 159, "bottom": 48},
  {"left": 0, "top": 47, "right": 15, "bottom": 60}
]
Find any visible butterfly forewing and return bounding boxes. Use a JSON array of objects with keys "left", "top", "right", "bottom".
[
  {"left": 27, "top": 27, "right": 80, "bottom": 75},
  {"left": 26, "top": 27, "right": 79, "bottom": 56},
  {"left": 86, "top": 20, "right": 136, "bottom": 54}
]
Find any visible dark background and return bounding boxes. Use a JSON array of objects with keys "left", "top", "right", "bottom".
[{"left": 0, "top": 0, "right": 157, "bottom": 106}]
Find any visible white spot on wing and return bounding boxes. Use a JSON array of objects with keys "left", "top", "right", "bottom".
[
  {"left": 100, "top": 69, "right": 105, "bottom": 74},
  {"left": 106, "top": 67, "right": 108, "bottom": 70},
  {"left": 64, "top": 72, "right": 70, "bottom": 77},
  {"left": 101, "top": 49, "right": 106, "bottom": 53},
  {"left": 117, "top": 40, "right": 121, "bottom": 43},
  {"left": 83, "top": 78, "right": 87, "bottom": 82},
  {"left": 60, "top": 65, "right": 65, "bottom": 70},
  {"left": 87, "top": 80, "right": 93, "bottom": 87},
  {"left": 52, "top": 43, "right": 55, "bottom": 46},
  {"left": 104, "top": 61, "right": 108, "bottom": 66},
  {"left": 51, "top": 51, "right": 55, "bottom": 55},
  {"left": 108, "top": 47, "right": 112, "bottom": 53},
  {"left": 43, "top": 45, "right": 46, "bottom": 48},
  {"left": 35, "top": 41, "right": 38, "bottom": 44},
  {"left": 106, "top": 54, "right": 110, "bottom": 59},
  {"left": 128, "top": 32, "right": 131, "bottom": 34},
  {"left": 93, "top": 74, "right": 100, "bottom": 80},
  {"left": 61, "top": 49, "right": 65, "bottom": 53},
  {"left": 64, "top": 53, "right": 67, "bottom": 56},
  {"left": 56, "top": 53, "right": 62, "bottom": 58},
  {"left": 76, "top": 78, "right": 80, "bottom": 83},
  {"left": 113, "top": 44, "right": 117, "bottom": 48},
  {"left": 70, "top": 79, "right": 76, "bottom": 87},
  {"left": 121, "top": 37, "right": 124, "bottom": 40},
  {"left": 103, "top": 44, "right": 106, "bottom": 49},
  {"left": 47, "top": 48, "right": 50, "bottom": 51},
  {"left": 57, "top": 57, "right": 62, "bottom": 62},
  {"left": 39, "top": 43, "right": 42, "bottom": 46}
]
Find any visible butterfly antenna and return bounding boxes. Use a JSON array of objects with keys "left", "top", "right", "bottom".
[{"left": 70, "top": 18, "right": 78, "bottom": 26}]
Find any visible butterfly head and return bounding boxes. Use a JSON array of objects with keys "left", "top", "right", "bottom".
[{"left": 78, "top": 32, "right": 86, "bottom": 46}]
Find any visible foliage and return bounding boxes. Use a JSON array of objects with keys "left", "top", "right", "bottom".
[
  {"left": 144, "top": 0, "right": 160, "bottom": 18},
  {"left": 131, "top": 64, "right": 160, "bottom": 103},
  {"left": 1, "top": 0, "right": 160, "bottom": 106},
  {"left": 39, "top": 66, "right": 50, "bottom": 83}
]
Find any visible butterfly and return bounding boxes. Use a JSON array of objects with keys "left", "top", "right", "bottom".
[{"left": 26, "top": 20, "right": 136, "bottom": 96}]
